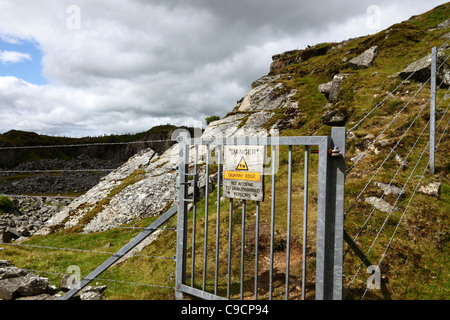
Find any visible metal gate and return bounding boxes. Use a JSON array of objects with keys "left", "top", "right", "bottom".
[{"left": 175, "top": 128, "right": 346, "bottom": 300}]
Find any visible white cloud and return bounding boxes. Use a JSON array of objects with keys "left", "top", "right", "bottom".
[
  {"left": 0, "top": 50, "right": 31, "bottom": 64},
  {"left": 0, "top": 0, "right": 448, "bottom": 137}
]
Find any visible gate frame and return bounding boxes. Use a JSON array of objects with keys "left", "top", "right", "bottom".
[{"left": 175, "top": 128, "right": 345, "bottom": 300}]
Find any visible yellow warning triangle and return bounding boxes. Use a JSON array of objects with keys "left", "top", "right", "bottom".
[{"left": 236, "top": 157, "right": 249, "bottom": 171}]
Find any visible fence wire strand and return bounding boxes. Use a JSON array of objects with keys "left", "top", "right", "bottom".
[
  {"left": 344, "top": 101, "right": 449, "bottom": 298},
  {"left": 346, "top": 77, "right": 431, "bottom": 175},
  {"left": 20, "top": 268, "right": 175, "bottom": 291},
  {"left": 344, "top": 120, "right": 430, "bottom": 256},
  {"left": 0, "top": 139, "right": 174, "bottom": 150},
  {"left": 360, "top": 116, "right": 449, "bottom": 299},
  {"left": 344, "top": 137, "right": 431, "bottom": 297},
  {"left": 347, "top": 48, "right": 449, "bottom": 135},
  {"left": 0, "top": 241, "right": 176, "bottom": 260},
  {"left": 345, "top": 98, "right": 431, "bottom": 217}
]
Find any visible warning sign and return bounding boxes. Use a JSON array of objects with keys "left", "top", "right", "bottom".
[
  {"left": 223, "top": 146, "right": 265, "bottom": 202},
  {"left": 224, "top": 171, "right": 261, "bottom": 182},
  {"left": 236, "top": 157, "right": 248, "bottom": 170}
]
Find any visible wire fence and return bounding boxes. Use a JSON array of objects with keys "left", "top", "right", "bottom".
[
  {"left": 0, "top": 138, "right": 179, "bottom": 298},
  {"left": 0, "top": 45, "right": 448, "bottom": 300},
  {"left": 342, "top": 45, "right": 449, "bottom": 299}
]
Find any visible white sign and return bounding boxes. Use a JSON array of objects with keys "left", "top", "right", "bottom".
[{"left": 223, "top": 146, "right": 265, "bottom": 202}]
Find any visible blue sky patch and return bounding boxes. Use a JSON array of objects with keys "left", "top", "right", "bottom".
[{"left": 0, "top": 39, "right": 48, "bottom": 85}]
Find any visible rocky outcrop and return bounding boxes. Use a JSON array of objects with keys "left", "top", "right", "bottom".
[
  {"left": 318, "top": 73, "right": 352, "bottom": 104},
  {"left": 318, "top": 81, "right": 333, "bottom": 100},
  {"left": 236, "top": 76, "right": 298, "bottom": 112},
  {"left": 321, "top": 108, "right": 349, "bottom": 126},
  {"left": 37, "top": 74, "right": 293, "bottom": 234},
  {"left": 0, "top": 260, "right": 107, "bottom": 300},
  {"left": 0, "top": 127, "right": 182, "bottom": 196},
  {"left": 0, "top": 196, "right": 70, "bottom": 242},
  {"left": 270, "top": 44, "right": 332, "bottom": 74},
  {"left": 399, "top": 50, "right": 450, "bottom": 87},
  {"left": 0, "top": 157, "right": 120, "bottom": 195},
  {"left": 365, "top": 196, "right": 396, "bottom": 213},
  {"left": 375, "top": 182, "right": 405, "bottom": 197},
  {"left": 418, "top": 182, "right": 441, "bottom": 198},
  {"left": 0, "top": 260, "right": 59, "bottom": 300},
  {"left": 437, "top": 18, "right": 450, "bottom": 29},
  {"left": 348, "top": 46, "right": 378, "bottom": 70}
]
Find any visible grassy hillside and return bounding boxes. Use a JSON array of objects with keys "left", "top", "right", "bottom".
[{"left": 1, "top": 4, "right": 449, "bottom": 300}]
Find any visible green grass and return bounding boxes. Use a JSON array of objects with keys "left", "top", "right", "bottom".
[{"left": 1, "top": 3, "right": 449, "bottom": 301}]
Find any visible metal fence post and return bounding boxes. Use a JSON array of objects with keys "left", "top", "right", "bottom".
[
  {"left": 330, "top": 127, "right": 346, "bottom": 300},
  {"left": 175, "top": 132, "right": 190, "bottom": 300},
  {"left": 316, "top": 127, "right": 346, "bottom": 300},
  {"left": 430, "top": 46, "right": 437, "bottom": 175}
]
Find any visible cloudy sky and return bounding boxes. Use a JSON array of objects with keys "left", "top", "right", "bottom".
[{"left": 0, "top": 0, "right": 448, "bottom": 137}]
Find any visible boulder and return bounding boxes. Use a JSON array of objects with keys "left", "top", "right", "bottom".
[
  {"left": 17, "top": 275, "right": 56, "bottom": 297},
  {"left": 321, "top": 108, "right": 349, "bottom": 126},
  {"left": 318, "top": 81, "right": 333, "bottom": 99},
  {"left": 399, "top": 50, "right": 450, "bottom": 87},
  {"left": 329, "top": 74, "right": 347, "bottom": 102},
  {"left": 0, "top": 227, "right": 21, "bottom": 244},
  {"left": 418, "top": 182, "right": 441, "bottom": 198},
  {"left": 437, "top": 18, "right": 450, "bottom": 29},
  {"left": 365, "top": 196, "right": 396, "bottom": 213},
  {"left": 318, "top": 73, "right": 351, "bottom": 103},
  {"left": 0, "top": 261, "right": 61, "bottom": 300},
  {"left": 0, "top": 260, "right": 13, "bottom": 268},
  {"left": 0, "top": 266, "right": 27, "bottom": 279},
  {"left": 79, "top": 286, "right": 107, "bottom": 300},
  {"left": 348, "top": 46, "right": 379, "bottom": 69},
  {"left": 375, "top": 182, "right": 405, "bottom": 197},
  {"left": 0, "top": 277, "right": 24, "bottom": 300},
  {"left": 16, "top": 293, "right": 61, "bottom": 300}
]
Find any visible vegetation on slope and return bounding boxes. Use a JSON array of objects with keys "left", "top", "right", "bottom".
[{"left": 1, "top": 4, "right": 449, "bottom": 300}]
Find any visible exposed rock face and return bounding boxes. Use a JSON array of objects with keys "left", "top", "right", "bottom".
[
  {"left": 270, "top": 44, "right": 331, "bottom": 74},
  {"left": 437, "top": 18, "right": 450, "bottom": 29},
  {"left": 0, "top": 157, "right": 119, "bottom": 195},
  {"left": 0, "top": 196, "right": 70, "bottom": 242},
  {"left": 399, "top": 50, "right": 450, "bottom": 87},
  {"left": 348, "top": 46, "right": 379, "bottom": 70},
  {"left": 38, "top": 74, "right": 292, "bottom": 234},
  {"left": 236, "top": 79, "right": 297, "bottom": 112}
]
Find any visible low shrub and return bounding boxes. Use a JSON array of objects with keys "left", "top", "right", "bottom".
[{"left": 0, "top": 196, "right": 13, "bottom": 214}]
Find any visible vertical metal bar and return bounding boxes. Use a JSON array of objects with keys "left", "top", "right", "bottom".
[
  {"left": 331, "top": 127, "right": 346, "bottom": 300},
  {"left": 269, "top": 146, "right": 276, "bottom": 300},
  {"left": 254, "top": 202, "right": 260, "bottom": 300},
  {"left": 191, "top": 145, "right": 198, "bottom": 287},
  {"left": 302, "top": 145, "right": 309, "bottom": 300},
  {"left": 285, "top": 145, "right": 292, "bottom": 300},
  {"left": 430, "top": 46, "right": 437, "bottom": 175},
  {"left": 240, "top": 200, "right": 246, "bottom": 300},
  {"left": 316, "top": 129, "right": 346, "bottom": 300},
  {"left": 315, "top": 137, "right": 330, "bottom": 300},
  {"left": 175, "top": 132, "right": 190, "bottom": 300},
  {"left": 214, "top": 145, "right": 222, "bottom": 295},
  {"left": 227, "top": 198, "right": 233, "bottom": 299},
  {"left": 202, "top": 144, "right": 210, "bottom": 291}
]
